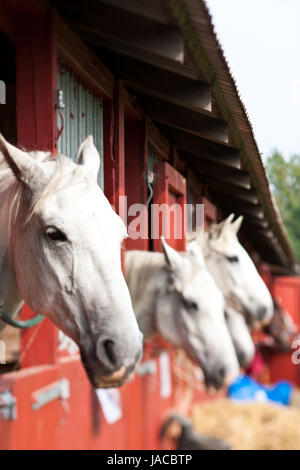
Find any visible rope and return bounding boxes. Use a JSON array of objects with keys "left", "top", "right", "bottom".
[{"left": 0, "top": 302, "right": 44, "bottom": 329}]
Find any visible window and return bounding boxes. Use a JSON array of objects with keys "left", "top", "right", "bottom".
[{"left": 57, "top": 66, "right": 104, "bottom": 189}]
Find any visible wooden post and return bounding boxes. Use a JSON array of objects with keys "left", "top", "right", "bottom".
[
  {"left": 152, "top": 161, "right": 187, "bottom": 252},
  {"left": 125, "top": 117, "right": 148, "bottom": 251},
  {"left": 103, "top": 99, "right": 116, "bottom": 207},
  {"left": 16, "top": 11, "right": 58, "bottom": 367},
  {"left": 16, "top": 11, "right": 57, "bottom": 153}
]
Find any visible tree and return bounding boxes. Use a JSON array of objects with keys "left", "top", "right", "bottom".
[{"left": 266, "top": 150, "right": 300, "bottom": 261}]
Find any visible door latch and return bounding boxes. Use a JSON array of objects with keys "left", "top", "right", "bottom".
[
  {"left": 32, "top": 378, "right": 70, "bottom": 411},
  {"left": 137, "top": 360, "right": 157, "bottom": 377},
  {"left": 0, "top": 390, "right": 17, "bottom": 420}
]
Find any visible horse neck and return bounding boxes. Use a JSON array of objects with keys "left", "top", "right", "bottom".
[
  {"left": 0, "top": 176, "right": 24, "bottom": 327},
  {"left": 125, "top": 250, "right": 166, "bottom": 338}
]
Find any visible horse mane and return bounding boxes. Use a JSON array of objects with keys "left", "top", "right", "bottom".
[
  {"left": 0, "top": 149, "right": 51, "bottom": 174},
  {"left": 125, "top": 250, "right": 165, "bottom": 313},
  {"left": 125, "top": 249, "right": 206, "bottom": 314}
]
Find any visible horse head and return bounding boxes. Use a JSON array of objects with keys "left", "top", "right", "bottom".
[
  {"left": 0, "top": 134, "right": 143, "bottom": 387},
  {"left": 263, "top": 298, "right": 296, "bottom": 351},
  {"left": 155, "top": 238, "right": 239, "bottom": 389},
  {"left": 204, "top": 214, "right": 274, "bottom": 328}
]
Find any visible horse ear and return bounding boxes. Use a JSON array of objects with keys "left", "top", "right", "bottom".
[
  {"left": 186, "top": 230, "right": 196, "bottom": 242},
  {"left": 224, "top": 213, "right": 235, "bottom": 227},
  {"left": 161, "top": 237, "right": 185, "bottom": 272},
  {"left": 231, "top": 215, "right": 243, "bottom": 234},
  {"left": 0, "top": 133, "right": 45, "bottom": 192},
  {"left": 186, "top": 240, "right": 205, "bottom": 266},
  {"left": 216, "top": 213, "right": 235, "bottom": 238},
  {"left": 77, "top": 135, "right": 100, "bottom": 179}
]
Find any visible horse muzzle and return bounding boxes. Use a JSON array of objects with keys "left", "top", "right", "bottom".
[
  {"left": 91, "top": 366, "right": 128, "bottom": 388},
  {"left": 80, "top": 339, "right": 143, "bottom": 389}
]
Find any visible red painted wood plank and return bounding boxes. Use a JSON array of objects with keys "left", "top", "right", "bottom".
[
  {"left": 153, "top": 160, "right": 187, "bottom": 252},
  {"left": 16, "top": 11, "right": 57, "bottom": 152},
  {"left": 125, "top": 117, "right": 148, "bottom": 251},
  {"left": 16, "top": 11, "right": 58, "bottom": 366},
  {"left": 114, "top": 80, "right": 126, "bottom": 219},
  {"left": 103, "top": 99, "right": 116, "bottom": 207}
]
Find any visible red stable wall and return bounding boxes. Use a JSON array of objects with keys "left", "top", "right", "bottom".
[
  {"left": 264, "top": 276, "right": 300, "bottom": 386},
  {"left": 2, "top": 1, "right": 298, "bottom": 451}
]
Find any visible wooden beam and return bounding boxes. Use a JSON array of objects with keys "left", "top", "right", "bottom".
[
  {"left": 158, "top": 124, "right": 240, "bottom": 168},
  {"left": 183, "top": 153, "right": 250, "bottom": 189},
  {"left": 72, "top": 27, "right": 200, "bottom": 81},
  {"left": 56, "top": 13, "right": 114, "bottom": 100},
  {"left": 98, "top": 0, "right": 175, "bottom": 25},
  {"left": 211, "top": 193, "right": 265, "bottom": 219},
  {"left": 132, "top": 92, "right": 228, "bottom": 143},
  {"left": 198, "top": 174, "right": 259, "bottom": 204},
  {"left": 242, "top": 217, "right": 269, "bottom": 229},
  {"left": 242, "top": 220, "right": 275, "bottom": 238},
  {"left": 56, "top": 0, "right": 185, "bottom": 62},
  {"left": 97, "top": 49, "right": 211, "bottom": 112}
]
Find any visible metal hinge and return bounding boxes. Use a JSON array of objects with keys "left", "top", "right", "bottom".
[
  {"left": 32, "top": 379, "right": 70, "bottom": 411},
  {"left": 0, "top": 390, "right": 17, "bottom": 420}
]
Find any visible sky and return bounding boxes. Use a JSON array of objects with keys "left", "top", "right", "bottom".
[{"left": 205, "top": 0, "right": 300, "bottom": 160}]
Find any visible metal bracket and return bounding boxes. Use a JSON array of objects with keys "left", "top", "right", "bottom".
[
  {"left": 137, "top": 360, "right": 157, "bottom": 377},
  {"left": 146, "top": 170, "right": 154, "bottom": 207},
  {"left": 0, "top": 390, "right": 17, "bottom": 420},
  {"left": 32, "top": 379, "right": 70, "bottom": 411},
  {"left": 55, "top": 89, "right": 65, "bottom": 109},
  {"left": 146, "top": 170, "right": 154, "bottom": 185}
]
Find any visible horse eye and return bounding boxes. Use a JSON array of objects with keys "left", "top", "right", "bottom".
[
  {"left": 224, "top": 311, "right": 229, "bottom": 320},
  {"left": 45, "top": 227, "right": 67, "bottom": 242},
  {"left": 226, "top": 255, "right": 239, "bottom": 263},
  {"left": 185, "top": 300, "right": 198, "bottom": 311}
]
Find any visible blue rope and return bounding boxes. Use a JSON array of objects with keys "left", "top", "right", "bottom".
[{"left": 0, "top": 302, "right": 44, "bottom": 329}]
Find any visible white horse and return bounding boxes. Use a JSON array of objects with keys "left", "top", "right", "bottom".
[
  {"left": 203, "top": 214, "right": 273, "bottom": 328},
  {"left": 125, "top": 238, "right": 239, "bottom": 389},
  {"left": 224, "top": 307, "right": 255, "bottom": 368},
  {"left": 186, "top": 232, "right": 255, "bottom": 369},
  {"left": 0, "top": 134, "right": 143, "bottom": 388}
]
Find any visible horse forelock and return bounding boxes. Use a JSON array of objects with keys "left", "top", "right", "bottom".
[
  {"left": 26, "top": 154, "right": 88, "bottom": 222},
  {"left": 0, "top": 151, "right": 88, "bottom": 242}
]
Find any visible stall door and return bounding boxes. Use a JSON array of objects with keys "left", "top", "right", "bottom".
[{"left": 140, "top": 155, "right": 187, "bottom": 449}]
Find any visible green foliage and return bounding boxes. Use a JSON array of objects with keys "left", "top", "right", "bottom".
[{"left": 266, "top": 150, "right": 300, "bottom": 261}]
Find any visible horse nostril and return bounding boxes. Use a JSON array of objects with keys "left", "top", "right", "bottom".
[
  {"left": 238, "top": 351, "right": 246, "bottom": 367},
  {"left": 218, "top": 366, "right": 226, "bottom": 381},
  {"left": 258, "top": 306, "right": 267, "bottom": 322},
  {"left": 103, "top": 340, "right": 117, "bottom": 366}
]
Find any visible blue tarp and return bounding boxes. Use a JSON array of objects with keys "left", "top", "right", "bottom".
[{"left": 228, "top": 374, "right": 293, "bottom": 406}]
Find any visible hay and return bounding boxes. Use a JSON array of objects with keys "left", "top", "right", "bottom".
[{"left": 191, "top": 398, "right": 300, "bottom": 450}]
